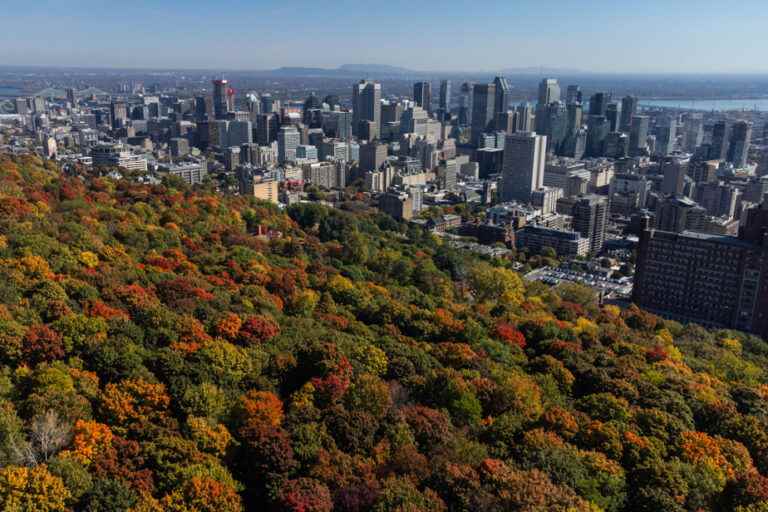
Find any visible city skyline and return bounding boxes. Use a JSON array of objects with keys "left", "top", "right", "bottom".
[{"left": 1, "top": 0, "right": 767, "bottom": 74}]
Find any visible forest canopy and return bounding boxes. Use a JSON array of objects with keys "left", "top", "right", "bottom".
[{"left": 0, "top": 153, "right": 766, "bottom": 511}]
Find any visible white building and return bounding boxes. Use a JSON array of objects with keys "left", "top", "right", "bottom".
[{"left": 500, "top": 132, "right": 547, "bottom": 203}]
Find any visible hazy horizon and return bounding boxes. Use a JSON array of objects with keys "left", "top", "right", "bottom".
[{"left": 2, "top": 0, "right": 766, "bottom": 75}]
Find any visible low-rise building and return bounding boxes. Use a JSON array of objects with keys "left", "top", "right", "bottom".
[{"left": 516, "top": 225, "right": 590, "bottom": 257}]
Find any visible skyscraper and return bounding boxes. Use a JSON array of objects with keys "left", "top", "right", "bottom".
[
  {"left": 538, "top": 78, "right": 561, "bottom": 105},
  {"left": 683, "top": 113, "right": 704, "bottom": 152},
  {"left": 359, "top": 142, "right": 387, "bottom": 172},
  {"left": 494, "top": 76, "right": 511, "bottom": 117},
  {"left": 606, "top": 103, "right": 621, "bottom": 132},
  {"left": 619, "top": 96, "right": 638, "bottom": 132},
  {"left": 566, "top": 103, "right": 583, "bottom": 138},
  {"left": 413, "top": 81, "right": 432, "bottom": 112},
  {"left": 212, "top": 79, "right": 230, "bottom": 120},
  {"left": 660, "top": 156, "right": 689, "bottom": 196},
  {"left": 500, "top": 132, "right": 547, "bottom": 203},
  {"left": 439, "top": 80, "right": 451, "bottom": 111},
  {"left": 654, "top": 117, "right": 678, "bottom": 157},
  {"left": 727, "top": 120, "right": 752, "bottom": 169},
  {"left": 471, "top": 83, "right": 496, "bottom": 145},
  {"left": 630, "top": 116, "right": 650, "bottom": 156},
  {"left": 655, "top": 196, "right": 706, "bottom": 233},
  {"left": 515, "top": 102, "right": 534, "bottom": 132},
  {"left": 566, "top": 85, "right": 582, "bottom": 105},
  {"left": 537, "top": 102, "right": 568, "bottom": 155},
  {"left": 352, "top": 80, "right": 382, "bottom": 141},
  {"left": 588, "top": 92, "right": 610, "bottom": 116},
  {"left": 458, "top": 82, "right": 473, "bottom": 126},
  {"left": 277, "top": 125, "right": 300, "bottom": 163},
  {"left": 709, "top": 120, "right": 730, "bottom": 160},
  {"left": 260, "top": 93, "right": 275, "bottom": 114},
  {"left": 586, "top": 115, "right": 609, "bottom": 157},
  {"left": 572, "top": 195, "right": 609, "bottom": 255},
  {"left": 109, "top": 101, "right": 128, "bottom": 129}
]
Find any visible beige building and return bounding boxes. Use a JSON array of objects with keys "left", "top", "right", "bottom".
[{"left": 252, "top": 179, "right": 279, "bottom": 204}]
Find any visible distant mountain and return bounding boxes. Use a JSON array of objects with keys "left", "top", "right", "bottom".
[
  {"left": 267, "top": 64, "right": 423, "bottom": 78},
  {"left": 269, "top": 67, "right": 338, "bottom": 77},
  {"left": 337, "top": 64, "right": 417, "bottom": 75},
  {"left": 500, "top": 66, "right": 588, "bottom": 75}
]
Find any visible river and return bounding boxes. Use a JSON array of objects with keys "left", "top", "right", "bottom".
[{"left": 639, "top": 98, "right": 768, "bottom": 111}]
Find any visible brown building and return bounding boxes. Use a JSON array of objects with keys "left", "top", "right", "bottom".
[
  {"left": 633, "top": 202, "right": 768, "bottom": 338},
  {"left": 379, "top": 191, "right": 413, "bottom": 221}
]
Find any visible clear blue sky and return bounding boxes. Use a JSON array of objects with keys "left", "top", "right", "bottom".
[{"left": 2, "top": 0, "right": 766, "bottom": 73}]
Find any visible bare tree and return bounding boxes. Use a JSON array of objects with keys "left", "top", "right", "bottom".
[{"left": 25, "top": 410, "right": 72, "bottom": 465}]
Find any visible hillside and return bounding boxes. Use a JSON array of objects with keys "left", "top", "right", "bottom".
[{"left": 0, "top": 153, "right": 767, "bottom": 511}]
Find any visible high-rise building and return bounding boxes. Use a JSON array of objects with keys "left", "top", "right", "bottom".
[
  {"left": 413, "top": 81, "right": 432, "bottom": 112},
  {"left": 709, "top": 120, "right": 730, "bottom": 160},
  {"left": 630, "top": 116, "right": 650, "bottom": 156},
  {"left": 260, "top": 94, "right": 275, "bottom": 114},
  {"left": 359, "top": 142, "right": 387, "bottom": 172},
  {"left": 437, "top": 159, "right": 458, "bottom": 191},
  {"left": 760, "top": 150, "right": 768, "bottom": 178},
  {"left": 655, "top": 117, "right": 678, "bottom": 157},
  {"left": 538, "top": 78, "right": 561, "bottom": 105},
  {"left": 32, "top": 96, "right": 45, "bottom": 114},
  {"left": 439, "top": 80, "right": 451, "bottom": 112},
  {"left": 228, "top": 120, "right": 253, "bottom": 147},
  {"left": 212, "top": 79, "right": 230, "bottom": 120},
  {"left": 331, "top": 111, "right": 353, "bottom": 141},
  {"left": 688, "top": 159, "right": 719, "bottom": 184},
  {"left": 458, "top": 82, "right": 473, "bottom": 126},
  {"left": 536, "top": 102, "right": 568, "bottom": 155},
  {"left": 572, "top": 195, "right": 609, "bottom": 255},
  {"left": 380, "top": 101, "right": 402, "bottom": 124},
  {"left": 660, "top": 156, "right": 689, "bottom": 196},
  {"left": 619, "top": 96, "right": 638, "bottom": 132},
  {"left": 588, "top": 92, "right": 610, "bottom": 116},
  {"left": 256, "top": 113, "right": 279, "bottom": 145},
  {"left": 604, "top": 132, "right": 629, "bottom": 159},
  {"left": 496, "top": 110, "right": 517, "bottom": 134},
  {"left": 682, "top": 113, "right": 704, "bottom": 152},
  {"left": 633, "top": 201, "right": 768, "bottom": 336},
  {"left": 277, "top": 125, "right": 300, "bottom": 163},
  {"left": 500, "top": 132, "right": 547, "bottom": 203},
  {"left": 586, "top": 115, "right": 609, "bottom": 157},
  {"left": 14, "top": 98, "right": 28, "bottom": 115},
  {"left": 379, "top": 191, "right": 413, "bottom": 220},
  {"left": 531, "top": 186, "right": 563, "bottom": 215},
  {"left": 515, "top": 102, "right": 534, "bottom": 132},
  {"left": 609, "top": 173, "right": 651, "bottom": 215},
  {"left": 565, "top": 103, "right": 583, "bottom": 139},
  {"left": 169, "top": 137, "right": 190, "bottom": 158},
  {"left": 110, "top": 101, "right": 128, "bottom": 129},
  {"left": 471, "top": 83, "right": 496, "bottom": 145},
  {"left": 606, "top": 103, "right": 621, "bottom": 132},
  {"left": 727, "top": 120, "right": 752, "bottom": 169},
  {"left": 655, "top": 196, "right": 706, "bottom": 233},
  {"left": 400, "top": 106, "right": 429, "bottom": 137},
  {"left": 696, "top": 182, "right": 741, "bottom": 219},
  {"left": 494, "top": 76, "right": 511, "bottom": 117},
  {"left": 352, "top": 80, "right": 382, "bottom": 140},
  {"left": 566, "top": 85, "right": 582, "bottom": 105}
]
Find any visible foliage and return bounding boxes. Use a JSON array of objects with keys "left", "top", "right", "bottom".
[{"left": 0, "top": 154, "right": 766, "bottom": 511}]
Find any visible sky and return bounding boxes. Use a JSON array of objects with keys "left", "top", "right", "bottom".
[{"left": 1, "top": 0, "right": 766, "bottom": 74}]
